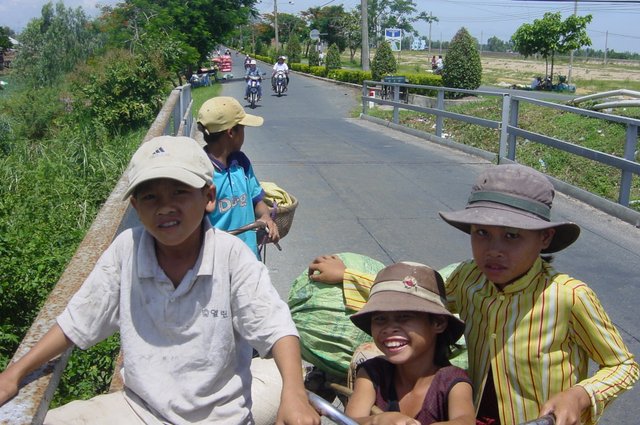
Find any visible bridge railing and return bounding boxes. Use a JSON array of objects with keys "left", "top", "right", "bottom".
[
  {"left": 361, "top": 80, "right": 640, "bottom": 226},
  {"left": 0, "top": 84, "right": 194, "bottom": 425}
]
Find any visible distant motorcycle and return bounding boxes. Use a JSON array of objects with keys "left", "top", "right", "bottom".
[
  {"left": 274, "top": 70, "right": 288, "bottom": 97},
  {"left": 247, "top": 75, "right": 262, "bottom": 109}
]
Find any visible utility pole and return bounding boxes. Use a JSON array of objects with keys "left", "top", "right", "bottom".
[
  {"left": 567, "top": 0, "right": 577, "bottom": 85},
  {"left": 428, "top": 12, "right": 433, "bottom": 53},
  {"left": 274, "top": 0, "right": 279, "bottom": 51},
  {"left": 604, "top": 30, "right": 608, "bottom": 65},
  {"left": 361, "top": 0, "right": 369, "bottom": 70}
]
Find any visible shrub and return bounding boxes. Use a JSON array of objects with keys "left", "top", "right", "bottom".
[
  {"left": 325, "top": 44, "right": 341, "bottom": 71},
  {"left": 286, "top": 34, "right": 302, "bottom": 64},
  {"left": 308, "top": 47, "right": 320, "bottom": 67},
  {"left": 371, "top": 41, "right": 397, "bottom": 81},
  {"left": 309, "top": 66, "right": 328, "bottom": 77},
  {"left": 403, "top": 73, "right": 442, "bottom": 97},
  {"left": 442, "top": 27, "right": 482, "bottom": 95},
  {"left": 326, "top": 69, "right": 372, "bottom": 85},
  {"left": 69, "top": 49, "right": 170, "bottom": 134}
]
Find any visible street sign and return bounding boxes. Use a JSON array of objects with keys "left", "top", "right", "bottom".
[
  {"left": 310, "top": 29, "right": 320, "bottom": 41},
  {"left": 385, "top": 28, "right": 402, "bottom": 51}
]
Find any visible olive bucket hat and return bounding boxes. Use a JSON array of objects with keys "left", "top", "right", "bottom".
[
  {"left": 439, "top": 164, "right": 581, "bottom": 253},
  {"left": 350, "top": 262, "right": 465, "bottom": 344}
]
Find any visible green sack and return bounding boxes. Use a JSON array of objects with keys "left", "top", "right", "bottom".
[{"left": 287, "top": 253, "right": 385, "bottom": 379}]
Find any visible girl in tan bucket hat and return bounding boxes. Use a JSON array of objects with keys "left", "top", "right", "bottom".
[{"left": 346, "top": 262, "right": 475, "bottom": 425}]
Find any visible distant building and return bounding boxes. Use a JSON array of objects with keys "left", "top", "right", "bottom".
[{"left": 411, "top": 39, "right": 427, "bottom": 51}]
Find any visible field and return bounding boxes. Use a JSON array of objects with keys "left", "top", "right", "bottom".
[{"left": 344, "top": 50, "right": 640, "bottom": 95}]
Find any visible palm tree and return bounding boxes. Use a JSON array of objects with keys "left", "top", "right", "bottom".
[{"left": 415, "top": 11, "right": 439, "bottom": 53}]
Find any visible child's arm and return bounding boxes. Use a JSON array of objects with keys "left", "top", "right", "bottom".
[
  {"left": 0, "top": 324, "right": 73, "bottom": 406},
  {"left": 307, "top": 255, "right": 376, "bottom": 310},
  {"left": 307, "top": 255, "right": 346, "bottom": 284},
  {"left": 271, "top": 335, "right": 320, "bottom": 425},
  {"left": 440, "top": 381, "right": 475, "bottom": 425},
  {"left": 541, "top": 284, "right": 639, "bottom": 424},
  {"left": 254, "top": 200, "right": 280, "bottom": 243}
]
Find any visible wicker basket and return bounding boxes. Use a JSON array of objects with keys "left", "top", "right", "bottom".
[{"left": 265, "top": 195, "right": 298, "bottom": 239}]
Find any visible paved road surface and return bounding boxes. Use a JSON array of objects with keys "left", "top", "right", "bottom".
[{"left": 214, "top": 55, "right": 640, "bottom": 423}]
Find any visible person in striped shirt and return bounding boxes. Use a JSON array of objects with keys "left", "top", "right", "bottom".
[
  {"left": 437, "top": 164, "right": 638, "bottom": 425},
  {"left": 308, "top": 164, "right": 638, "bottom": 425}
]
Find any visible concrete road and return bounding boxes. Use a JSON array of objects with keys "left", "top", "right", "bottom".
[{"left": 214, "top": 55, "right": 640, "bottom": 424}]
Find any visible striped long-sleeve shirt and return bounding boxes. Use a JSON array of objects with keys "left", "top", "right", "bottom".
[
  {"left": 342, "top": 257, "right": 638, "bottom": 425},
  {"left": 446, "top": 257, "right": 639, "bottom": 425}
]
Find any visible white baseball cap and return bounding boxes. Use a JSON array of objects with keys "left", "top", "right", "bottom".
[{"left": 122, "top": 136, "right": 213, "bottom": 200}]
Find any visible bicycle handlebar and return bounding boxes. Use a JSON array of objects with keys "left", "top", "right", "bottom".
[
  {"left": 228, "top": 221, "right": 267, "bottom": 236},
  {"left": 518, "top": 414, "right": 556, "bottom": 425},
  {"left": 228, "top": 221, "right": 282, "bottom": 251}
]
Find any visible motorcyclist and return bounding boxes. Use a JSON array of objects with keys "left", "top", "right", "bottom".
[
  {"left": 271, "top": 56, "right": 289, "bottom": 92},
  {"left": 244, "top": 54, "right": 252, "bottom": 70},
  {"left": 244, "top": 59, "right": 263, "bottom": 101}
]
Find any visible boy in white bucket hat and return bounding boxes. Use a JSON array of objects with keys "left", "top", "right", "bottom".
[{"left": 0, "top": 136, "right": 319, "bottom": 425}]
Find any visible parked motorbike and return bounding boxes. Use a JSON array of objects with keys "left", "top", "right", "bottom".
[
  {"left": 247, "top": 75, "right": 262, "bottom": 109},
  {"left": 274, "top": 70, "right": 288, "bottom": 97}
]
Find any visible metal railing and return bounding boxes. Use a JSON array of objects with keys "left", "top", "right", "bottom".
[
  {"left": 0, "top": 85, "right": 194, "bottom": 425},
  {"left": 361, "top": 80, "right": 640, "bottom": 225}
]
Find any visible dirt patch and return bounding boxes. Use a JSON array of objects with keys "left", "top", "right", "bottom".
[{"left": 482, "top": 56, "right": 640, "bottom": 82}]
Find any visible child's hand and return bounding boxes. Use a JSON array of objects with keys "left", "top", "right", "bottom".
[
  {"left": 365, "top": 411, "right": 420, "bottom": 425},
  {"left": 275, "top": 387, "right": 320, "bottom": 425},
  {"left": 308, "top": 255, "right": 346, "bottom": 284},
  {"left": 258, "top": 216, "right": 280, "bottom": 243},
  {"left": 540, "top": 386, "right": 590, "bottom": 425}
]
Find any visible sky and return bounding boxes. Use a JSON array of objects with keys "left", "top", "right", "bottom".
[{"left": 1, "top": 0, "right": 639, "bottom": 53}]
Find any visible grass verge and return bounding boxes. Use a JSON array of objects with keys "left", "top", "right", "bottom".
[{"left": 365, "top": 97, "right": 640, "bottom": 212}]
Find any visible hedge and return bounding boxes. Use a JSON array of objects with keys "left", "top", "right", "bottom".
[{"left": 284, "top": 63, "right": 444, "bottom": 98}]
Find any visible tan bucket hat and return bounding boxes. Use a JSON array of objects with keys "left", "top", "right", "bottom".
[
  {"left": 350, "top": 262, "right": 465, "bottom": 344},
  {"left": 439, "top": 164, "right": 580, "bottom": 253}
]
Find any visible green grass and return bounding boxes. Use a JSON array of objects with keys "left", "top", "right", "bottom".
[
  {"left": 190, "top": 81, "right": 223, "bottom": 115},
  {"left": 365, "top": 98, "right": 640, "bottom": 211}
]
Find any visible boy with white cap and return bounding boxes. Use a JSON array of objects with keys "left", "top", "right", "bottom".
[
  {"left": 0, "top": 136, "right": 318, "bottom": 425},
  {"left": 197, "top": 96, "right": 279, "bottom": 259}
]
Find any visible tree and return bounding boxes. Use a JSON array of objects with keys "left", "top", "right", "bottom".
[
  {"left": 102, "top": 0, "right": 255, "bottom": 72},
  {"left": 13, "top": 1, "right": 104, "bottom": 88},
  {"left": 325, "top": 43, "right": 341, "bottom": 71},
  {"left": 415, "top": 11, "right": 438, "bottom": 52},
  {"left": 442, "top": 27, "right": 482, "bottom": 94},
  {"left": 343, "top": 8, "right": 362, "bottom": 62},
  {"left": 367, "top": 0, "right": 418, "bottom": 47},
  {"left": 0, "top": 27, "right": 11, "bottom": 52},
  {"left": 486, "top": 36, "right": 508, "bottom": 53},
  {"left": 511, "top": 12, "right": 592, "bottom": 82},
  {"left": 308, "top": 45, "right": 320, "bottom": 66},
  {"left": 286, "top": 34, "right": 302, "bottom": 63},
  {"left": 370, "top": 40, "right": 397, "bottom": 81},
  {"left": 302, "top": 5, "right": 349, "bottom": 52}
]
